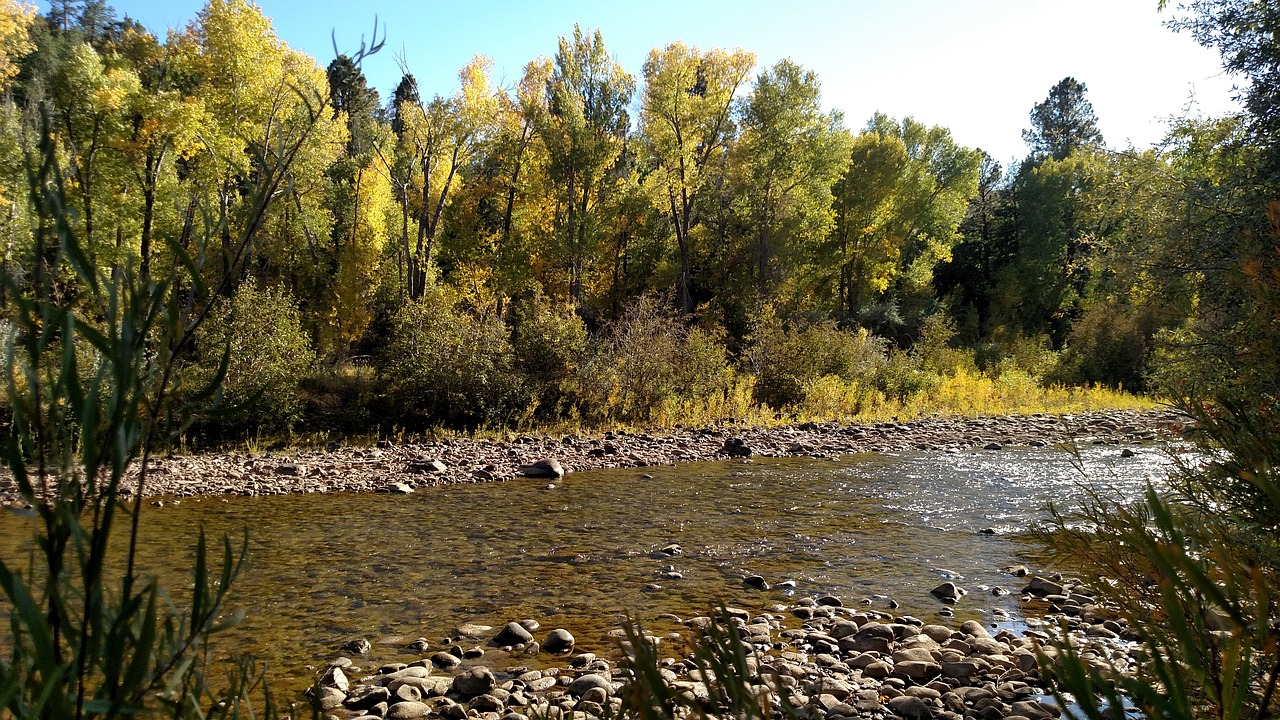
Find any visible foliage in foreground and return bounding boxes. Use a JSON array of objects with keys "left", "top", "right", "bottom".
[
  {"left": 619, "top": 609, "right": 798, "bottom": 720},
  {"left": 1038, "top": 401, "right": 1280, "bottom": 720}
]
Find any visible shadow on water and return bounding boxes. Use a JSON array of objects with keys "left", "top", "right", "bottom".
[{"left": 0, "top": 443, "right": 1177, "bottom": 691}]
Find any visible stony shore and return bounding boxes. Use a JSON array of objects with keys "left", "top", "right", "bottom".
[
  {"left": 310, "top": 570, "right": 1132, "bottom": 720},
  {"left": 0, "top": 407, "right": 1187, "bottom": 501}
]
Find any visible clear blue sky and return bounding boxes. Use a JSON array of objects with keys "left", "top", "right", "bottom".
[{"left": 40, "top": 0, "right": 1240, "bottom": 167}]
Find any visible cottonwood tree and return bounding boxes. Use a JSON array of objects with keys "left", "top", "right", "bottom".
[
  {"left": 396, "top": 55, "right": 499, "bottom": 299},
  {"left": 736, "top": 58, "right": 848, "bottom": 309},
  {"left": 829, "top": 114, "right": 979, "bottom": 326},
  {"left": 538, "top": 25, "right": 634, "bottom": 304},
  {"left": 639, "top": 41, "right": 754, "bottom": 313}
]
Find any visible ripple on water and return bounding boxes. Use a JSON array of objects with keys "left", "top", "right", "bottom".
[{"left": 0, "top": 443, "right": 1173, "bottom": 692}]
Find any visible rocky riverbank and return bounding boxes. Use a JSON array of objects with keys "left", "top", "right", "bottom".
[
  {"left": 0, "top": 407, "right": 1187, "bottom": 502},
  {"left": 309, "top": 569, "right": 1131, "bottom": 720}
]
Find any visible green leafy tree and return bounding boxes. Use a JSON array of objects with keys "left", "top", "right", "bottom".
[
  {"left": 830, "top": 114, "right": 980, "bottom": 327},
  {"left": 639, "top": 41, "right": 754, "bottom": 313},
  {"left": 735, "top": 58, "right": 848, "bottom": 310},
  {"left": 538, "top": 25, "right": 634, "bottom": 304}
]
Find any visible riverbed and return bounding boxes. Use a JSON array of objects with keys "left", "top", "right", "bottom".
[{"left": 0, "top": 440, "right": 1179, "bottom": 693}]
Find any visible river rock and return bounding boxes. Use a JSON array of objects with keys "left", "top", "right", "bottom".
[
  {"left": 344, "top": 685, "right": 391, "bottom": 711},
  {"left": 543, "top": 629, "right": 575, "bottom": 653},
  {"left": 494, "top": 621, "right": 535, "bottom": 646},
  {"left": 894, "top": 660, "right": 941, "bottom": 679},
  {"left": 744, "top": 574, "right": 770, "bottom": 589},
  {"left": 452, "top": 667, "right": 497, "bottom": 698},
  {"left": 842, "top": 622, "right": 894, "bottom": 654},
  {"left": 384, "top": 666, "right": 431, "bottom": 682},
  {"left": 568, "top": 674, "right": 612, "bottom": 698},
  {"left": 392, "top": 684, "right": 422, "bottom": 704},
  {"left": 321, "top": 666, "right": 349, "bottom": 691},
  {"left": 1011, "top": 699, "right": 1061, "bottom": 719},
  {"left": 1024, "top": 576, "right": 1066, "bottom": 596},
  {"left": 920, "top": 624, "right": 953, "bottom": 643},
  {"left": 930, "top": 582, "right": 965, "bottom": 602},
  {"left": 429, "top": 651, "right": 461, "bottom": 669},
  {"left": 454, "top": 622, "right": 494, "bottom": 639},
  {"left": 340, "top": 638, "right": 371, "bottom": 654},
  {"left": 406, "top": 459, "right": 448, "bottom": 474},
  {"left": 942, "top": 660, "right": 981, "bottom": 678},
  {"left": 888, "top": 695, "right": 932, "bottom": 719},
  {"left": 519, "top": 459, "right": 565, "bottom": 478},
  {"left": 314, "top": 686, "right": 346, "bottom": 711},
  {"left": 390, "top": 676, "right": 452, "bottom": 697},
  {"left": 386, "top": 701, "right": 432, "bottom": 719},
  {"left": 469, "top": 694, "right": 505, "bottom": 713}
]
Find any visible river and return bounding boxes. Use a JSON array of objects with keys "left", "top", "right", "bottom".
[{"left": 0, "top": 443, "right": 1178, "bottom": 693}]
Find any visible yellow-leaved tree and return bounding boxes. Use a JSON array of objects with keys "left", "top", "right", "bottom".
[{"left": 0, "top": 0, "right": 34, "bottom": 93}]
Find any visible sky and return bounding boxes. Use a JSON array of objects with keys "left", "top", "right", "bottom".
[{"left": 39, "top": 0, "right": 1241, "bottom": 166}]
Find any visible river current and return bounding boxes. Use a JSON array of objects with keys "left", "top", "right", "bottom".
[{"left": 0, "top": 443, "right": 1178, "bottom": 692}]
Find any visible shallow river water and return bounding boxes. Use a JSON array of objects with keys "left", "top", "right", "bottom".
[{"left": 0, "top": 443, "right": 1178, "bottom": 692}]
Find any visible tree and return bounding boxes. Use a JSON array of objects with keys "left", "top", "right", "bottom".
[
  {"left": 830, "top": 115, "right": 980, "bottom": 325},
  {"left": 933, "top": 151, "right": 1018, "bottom": 333},
  {"left": 736, "top": 58, "right": 848, "bottom": 308},
  {"left": 396, "top": 54, "right": 499, "bottom": 299},
  {"left": 639, "top": 41, "right": 754, "bottom": 313},
  {"left": 0, "top": 0, "right": 35, "bottom": 93},
  {"left": 1169, "top": 0, "right": 1280, "bottom": 175},
  {"left": 327, "top": 53, "right": 380, "bottom": 158},
  {"left": 538, "top": 25, "right": 634, "bottom": 304},
  {"left": 1022, "top": 76, "right": 1104, "bottom": 161},
  {"left": 177, "top": 0, "right": 348, "bottom": 295}
]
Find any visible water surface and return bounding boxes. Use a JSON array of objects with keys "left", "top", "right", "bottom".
[{"left": 0, "top": 443, "right": 1176, "bottom": 691}]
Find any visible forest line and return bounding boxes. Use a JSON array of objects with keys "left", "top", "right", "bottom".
[{"left": 0, "top": 0, "right": 1270, "bottom": 438}]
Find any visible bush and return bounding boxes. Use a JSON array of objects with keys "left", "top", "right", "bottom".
[
  {"left": 379, "top": 286, "right": 526, "bottom": 429},
  {"left": 1037, "top": 400, "right": 1280, "bottom": 720},
  {"left": 911, "top": 312, "right": 977, "bottom": 376},
  {"left": 192, "top": 281, "right": 315, "bottom": 433},
  {"left": 507, "top": 291, "right": 588, "bottom": 414},
  {"left": 746, "top": 312, "right": 887, "bottom": 409},
  {"left": 1051, "top": 299, "right": 1158, "bottom": 389},
  {"left": 572, "top": 296, "right": 730, "bottom": 423}
]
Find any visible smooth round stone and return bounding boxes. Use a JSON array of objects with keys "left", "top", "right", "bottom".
[
  {"left": 452, "top": 667, "right": 497, "bottom": 698},
  {"left": 543, "top": 629, "right": 575, "bottom": 653},
  {"left": 494, "top": 622, "right": 535, "bottom": 646},
  {"left": 429, "top": 652, "right": 461, "bottom": 669},
  {"left": 568, "top": 674, "right": 612, "bottom": 698},
  {"left": 387, "top": 701, "right": 431, "bottom": 720}
]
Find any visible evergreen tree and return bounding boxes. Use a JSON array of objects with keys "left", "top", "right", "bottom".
[{"left": 1022, "top": 76, "right": 1104, "bottom": 161}]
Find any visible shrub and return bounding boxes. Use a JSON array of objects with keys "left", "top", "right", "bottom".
[
  {"left": 379, "top": 286, "right": 525, "bottom": 429},
  {"left": 192, "top": 280, "right": 315, "bottom": 433},
  {"left": 1052, "top": 299, "right": 1158, "bottom": 389},
  {"left": 0, "top": 112, "right": 274, "bottom": 719},
  {"left": 746, "top": 312, "right": 887, "bottom": 409},
  {"left": 507, "top": 291, "right": 588, "bottom": 414},
  {"left": 572, "top": 296, "right": 730, "bottom": 423},
  {"left": 911, "top": 312, "right": 977, "bottom": 376}
]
